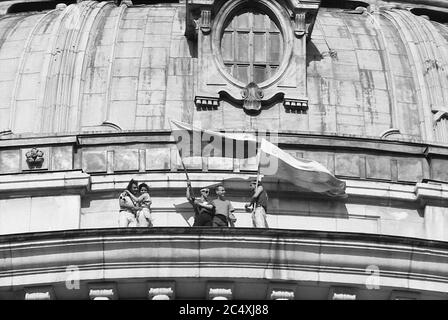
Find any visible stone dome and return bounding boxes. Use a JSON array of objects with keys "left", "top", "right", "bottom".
[{"left": 0, "top": 0, "right": 447, "bottom": 143}]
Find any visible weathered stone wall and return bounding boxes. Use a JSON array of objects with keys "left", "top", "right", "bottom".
[
  {"left": 0, "top": 3, "right": 447, "bottom": 142},
  {"left": 0, "top": 132, "right": 447, "bottom": 240}
]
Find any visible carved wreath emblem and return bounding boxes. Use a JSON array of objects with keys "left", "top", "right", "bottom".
[{"left": 25, "top": 147, "right": 44, "bottom": 169}]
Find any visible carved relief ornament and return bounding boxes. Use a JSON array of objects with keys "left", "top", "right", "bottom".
[{"left": 186, "top": 0, "right": 321, "bottom": 114}]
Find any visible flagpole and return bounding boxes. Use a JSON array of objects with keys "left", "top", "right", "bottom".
[
  {"left": 178, "top": 151, "right": 195, "bottom": 198},
  {"left": 253, "top": 142, "right": 261, "bottom": 210}
]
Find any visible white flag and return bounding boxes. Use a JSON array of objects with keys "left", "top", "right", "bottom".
[
  {"left": 170, "top": 120, "right": 258, "bottom": 159},
  {"left": 259, "top": 139, "right": 346, "bottom": 197}
]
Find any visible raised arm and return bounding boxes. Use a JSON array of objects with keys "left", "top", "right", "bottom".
[
  {"left": 186, "top": 184, "right": 194, "bottom": 203},
  {"left": 249, "top": 185, "right": 264, "bottom": 205}
]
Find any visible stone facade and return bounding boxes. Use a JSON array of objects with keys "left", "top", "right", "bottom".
[{"left": 0, "top": 0, "right": 448, "bottom": 299}]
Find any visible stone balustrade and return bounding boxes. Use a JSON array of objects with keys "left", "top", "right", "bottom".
[{"left": 0, "top": 228, "right": 447, "bottom": 299}]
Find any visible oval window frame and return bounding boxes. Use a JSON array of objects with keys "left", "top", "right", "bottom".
[{"left": 212, "top": 0, "right": 293, "bottom": 89}]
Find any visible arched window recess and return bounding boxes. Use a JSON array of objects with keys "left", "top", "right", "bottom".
[{"left": 186, "top": 0, "right": 321, "bottom": 115}]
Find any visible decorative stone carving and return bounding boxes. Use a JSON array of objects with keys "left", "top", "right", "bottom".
[
  {"left": 294, "top": 12, "right": 306, "bottom": 37},
  {"left": 200, "top": 10, "right": 211, "bottom": 34},
  {"left": 25, "top": 147, "right": 44, "bottom": 169},
  {"left": 283, "top": 98, "right": 308, "bottom": 113},
  {"left": 241, "top": 82, "right": 264, "bottom": 112},
  {"left": 207, "top": 282, "right": 234, "bottom": 300},
  {"left": 24, "top": 287, "right": 54, "bottom": 300},
  {"left": 270, "top": 290, "right": 295, "bottom": 300},
  {"left": 187, "top": 0, "right": 321, "bottom": 116},
  {"left": 380, "top": 128, "right": 401, "bottom": 139},
  {"left": 433, "top": 111, "right": 448, "bottom": 143},
  {"left": 328, "top": 287, "right": 357, "bottom": 300},
  {"left": 267, "top": 283, "right": 297, "bottom": 300},
  {"left": 209, "top": 288, "right": 232, "bottom": 300},
  {"left": 89, "top": 289, "right": 115, "bottom": 300},
  {"left": 332, "top": 293, "right": 356, "bottom": 300},
  {"left": 148, "top": 288, "right": 174, "bottom": 300},
  {"left": 88, "top": 283, "right": 118, "bottom": 300},
  {"left": 195, "top": 96, "right": 220, "bottom": 110},
  {"left": 147, "top": 281, "right": 175, "bottom": 300}
]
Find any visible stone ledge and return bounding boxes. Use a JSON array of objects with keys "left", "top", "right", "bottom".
[
  {"left": 87, "top": 173, "right": 448, "bottom": 204},
  {"left": 0, "top": 135, "right": 77, "bottom": 148},
  {"left": 0, "top": 227, "right": 447, "bottom": 293},
  {"left": 0, "top": 170, "right": 91, "bottom": 196},
  {"left": 1, "top": 131, "right": 448, "bottom": 157}
]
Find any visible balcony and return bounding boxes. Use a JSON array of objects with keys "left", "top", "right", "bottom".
[{"left": 0, "top": 227, "right": 447, "bottom": 299}]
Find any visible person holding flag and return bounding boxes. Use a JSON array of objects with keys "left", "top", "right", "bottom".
[
  {"left": 245, "top": 179, "right": 268, "bottom": 228},
  {"left": 170, "top": 120, "right": 346, "bottom": 228},
  {"left": 186, "top": 183, "right": 215, "bottom": 227}
]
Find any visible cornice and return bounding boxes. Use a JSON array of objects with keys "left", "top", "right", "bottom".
[
  {"left": 1, "top": 131, "right": 448, "bottom": 157},
  {"left": 0, "top": 228, "right": 447, "bottom": 293}
]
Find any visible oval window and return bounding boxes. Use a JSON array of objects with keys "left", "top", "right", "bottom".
[{"left": 220, "top": 8, "right": 284, "bottom": 84}]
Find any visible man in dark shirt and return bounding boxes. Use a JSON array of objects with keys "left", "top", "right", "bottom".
[
  {"left": 186, "top": 183, "right": 215, "bottom": 226},
  {"left": 212, "top": 185, "right": 236, "bottom": 227},
  {"left": 244, "top": 179, "right": 268, "bottom": 228}
]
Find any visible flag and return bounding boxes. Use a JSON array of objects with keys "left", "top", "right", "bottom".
[
  {"left": 259, "top": 139, "right": 346, "bottom": 197},
  {"left": 170, "top": 120, "right": 258, "bottom": 159}
]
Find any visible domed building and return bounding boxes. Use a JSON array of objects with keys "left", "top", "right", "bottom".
[{"left": 0, "top": 0, "right": 448, "bottom": 300}]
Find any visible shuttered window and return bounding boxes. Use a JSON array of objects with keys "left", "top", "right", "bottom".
[{"left": 220, "top": 9, "right": 283, "bottom": 84}]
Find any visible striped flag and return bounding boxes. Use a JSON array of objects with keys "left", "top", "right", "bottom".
[
  {"left": 170, "top": 120, "right": 258, "bottom": 159},
  {"left": 259, "top": 139, "right": 346, "bottom": 197}
]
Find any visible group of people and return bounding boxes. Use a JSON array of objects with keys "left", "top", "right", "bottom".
[
  {"left": 118, "top": 180, "right": 153, "bottom": 227},
  {"left": 118, "top": 179, "right": 269, "bottom": 228}
]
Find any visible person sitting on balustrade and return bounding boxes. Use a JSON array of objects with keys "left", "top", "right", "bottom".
[
  {"left": 245, "top": 179, "right": 268, "bottom": 228},
  {"left": 124, "top": 182, "right": 153, "bottom": 227},
  {"left": 118, "top": 179, "right": 140, "bottom": 227}
]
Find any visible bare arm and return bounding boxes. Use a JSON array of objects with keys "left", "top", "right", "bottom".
[
  {"left": 124, "top": 190, "right": 139, "bottom": 202},
  {"left": 196, "top": 201, "right": 214, "bottom": 210},
  {"left": 250, "top": 186, "right": 264, "bottom": 205},
  {"left": 186, "top": 185, "right": 194, "bottom": 203},
  {"left": 119, "top": 193, "right": 138, "bottom": 211},
  {"left": 139, "top": 193, "right": 152, "bottom": 206}
]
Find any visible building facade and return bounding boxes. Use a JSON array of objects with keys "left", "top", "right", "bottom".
[{"left": 0, "top": 0, "right": 448, "bottom": 299}]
